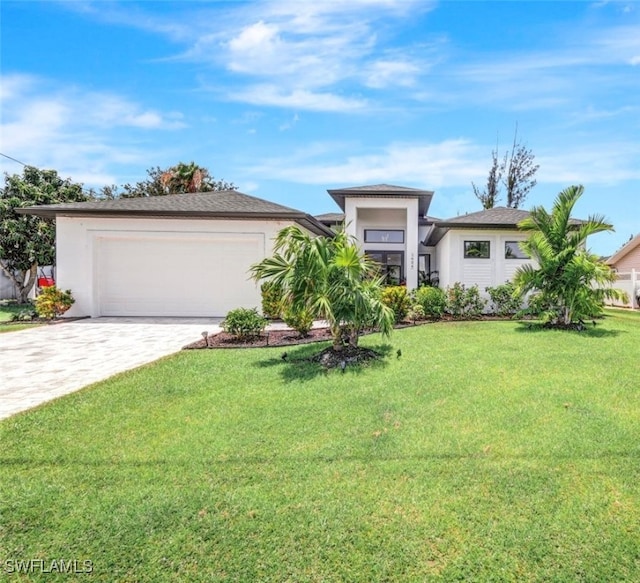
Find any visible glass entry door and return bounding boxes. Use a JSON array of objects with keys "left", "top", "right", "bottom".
[{"left": 367, "top": 251, "right": 404, "bottom": 285}]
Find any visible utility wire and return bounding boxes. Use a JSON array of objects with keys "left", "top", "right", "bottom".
[{"left": 0, "top": 152, "right": 99, "bottom": 198}]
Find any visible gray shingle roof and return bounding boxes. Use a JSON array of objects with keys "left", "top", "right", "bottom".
[
  {"left": 315, "top": 212, "right": 345, "bottom": 224},
  {"left": 328, "top": 184, "right": 432, "bottom": 194},
  {"left": 437, "top": 206, "right": 531, "bottom": 227},
  {"left": 18, "top": 190, "right": 334, "bottom": 236},
  {"left": 327, "top": 184, "right": 434, "bottom": 215}
]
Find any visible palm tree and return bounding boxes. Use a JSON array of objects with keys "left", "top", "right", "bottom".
[
  {"left": 160, "top": 162, "right": 208, "bottom": 193},
  {"left": 250, "top": 226, "right": 394, "bottom": 351},
  {"left": 514, "top": 185, "right": 626, "bottom": 326}
]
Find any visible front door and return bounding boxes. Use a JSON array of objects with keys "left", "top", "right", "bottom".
[{"left": 367, "top": 251, "right": 404, "bottom": 285}]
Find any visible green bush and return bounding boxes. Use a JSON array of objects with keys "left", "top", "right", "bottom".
[
  {"left": 486, "top": 282, "right": 523, "bottom": 316},
  {"left": 10, "top": 307, "right": 37, "bottom": 322},
  {"left": 406, "top": 303, "right": 426, "bottom": 323},
  {"left": 381, "top": 285, "right": 411, "bottom": 323},
  {"left": 445, "top": 283, "right": 486, "bottom": 319},
  {"left": 260, "top": 281, "right": 283, "bottom": 319},
  {"left": 34, "top": 286, "right": 74, "bottom": 319},
  {"left": 282, "top": 307, "right": 315, "bottom": 337},
  {"left": 413, "top": 286, "right": 447, "bottom": 319},
  {"left": 222, "top": 308, "right": 267, "bottom": 339}
]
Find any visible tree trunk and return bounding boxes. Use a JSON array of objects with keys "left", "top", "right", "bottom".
[
  {"left": 331, "top": 324, "right": 344, "bottom": 352},
  {"left": 0, "top": 262, "right": 38, "bottom": 304}
]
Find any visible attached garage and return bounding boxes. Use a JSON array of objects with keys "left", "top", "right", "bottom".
[
  {"left": 22, "top": 191, "right": 332, "bottom": 318},
  {"left": 96, "top": 232, "right": 265, "bottom": 317}
]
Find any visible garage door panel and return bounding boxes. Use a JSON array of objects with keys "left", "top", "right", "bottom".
[{"left": 97, "top": 233, "right": 264, "bottom": 317}]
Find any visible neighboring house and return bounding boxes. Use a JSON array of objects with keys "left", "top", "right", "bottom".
[
  {"left": 606, "top": 234, "right": 640, "bottom": 309},
  {"left": 606, "top": 234, "right": 640, "bottom": 272},
  {"left": 21, "top": 183, "right": 537, "bottom": 318}
]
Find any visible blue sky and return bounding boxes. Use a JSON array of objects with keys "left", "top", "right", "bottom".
[{"left": 1, "top": 0, "right": 638, "bottom": 255}]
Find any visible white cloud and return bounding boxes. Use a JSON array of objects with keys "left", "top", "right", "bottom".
[
  {"left": 0, "top": 74, "right": 186, "bottom": 187},
  {"left": 247, "top": 139, "right": 487, "bottom": 186},
  {"left": 364, "top": 59, "right": 421, "bottom": 88},
  {"left": 230, "top": 85, "right": 368, "bottom": 112}
]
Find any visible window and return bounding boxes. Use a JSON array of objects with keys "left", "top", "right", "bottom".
[
  {"left": 505, "top": 241, "right": 528, "bottom": 259},
  {"left": 364, "top": 229, "right": 404, "bottom": 244},
  {"left": 464, "top": 241, "right": 490, "bottom": 258},
  {"left": 366, "top": 251, "right": 404, "bottom": 285}
]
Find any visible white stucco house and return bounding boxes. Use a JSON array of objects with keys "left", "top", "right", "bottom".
[{"left": 22, "top": 184, "right": 535, "bottom": 318}]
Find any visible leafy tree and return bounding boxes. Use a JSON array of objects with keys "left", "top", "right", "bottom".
[
  {"left": 121, "top": 162, "right": 236, "bottom": 197},
  {"left": 472, "top": 148, "right": 502, "bottom": 210},
  {"left": 0, "top": 166, "right": 88, "bottom": 303},
  {"left": 513, "top": 185, "right": 626, "bottom": 326},
  {"left": 503, "top": 129, "right": 539, "bottom": 209},
  {"left": 473, "top": 126, "right": 539, "bottom": 209},
  {"left": 250, "top": 225, "right": 394, "bottom": 351}
]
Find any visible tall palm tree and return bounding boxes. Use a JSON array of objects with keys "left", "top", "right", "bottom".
[
  {"left": 250, "top": 226, "right": 394, "bottom": 351},
  {"left": 514, "top": 185, "right": 626, "bottom": 325}
]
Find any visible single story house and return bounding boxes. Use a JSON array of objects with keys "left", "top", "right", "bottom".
[
  {"left": 606, "top": 233, "right": 640, "bottom": 308},
  {"left": 22, "top": 184, "right": 534, "bottom": 318}
]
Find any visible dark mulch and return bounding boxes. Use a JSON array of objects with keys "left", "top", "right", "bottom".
[{"left": 183, "top": 327, "right": 334, "bottom": 350}]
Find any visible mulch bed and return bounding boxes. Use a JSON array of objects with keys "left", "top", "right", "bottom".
[
  {"left": 183, "top": 326, "right": 334, "bottom": 350},
  {"left": 182, "top": 315, "right": 524, "bottom": 351}
]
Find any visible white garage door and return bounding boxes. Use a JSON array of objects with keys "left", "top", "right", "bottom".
[{"left": 96, "top": 232, "right": 264, "bottom": 317}]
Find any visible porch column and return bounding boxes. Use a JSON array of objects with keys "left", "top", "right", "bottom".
[{"left": 405, "top": 200, "right": 419, "bottom": 289}]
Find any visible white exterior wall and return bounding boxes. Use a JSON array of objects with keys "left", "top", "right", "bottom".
[
  {"left": 56, "top": 216, "right": 293, "bottom": 317},
  {"left": 436, "top": 229, "right": 533, "bottom": 291},
  {"left": 344, "top": 197, "right": 420, "bottom": 288}
]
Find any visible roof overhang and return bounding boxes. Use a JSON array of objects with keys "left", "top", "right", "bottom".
[
  {"left": 327, "top": 187, "right": 434, "bottom": 216},
  {"left": 16, "top": 207, "right": 335, "bottom": 237}
]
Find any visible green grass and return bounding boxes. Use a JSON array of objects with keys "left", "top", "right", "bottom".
[
  {"left": 1, "top": 311, "right": 639, "bottom": 581},
  {"left": 0, "top": 302, "right": 40, "bottom": 333}
]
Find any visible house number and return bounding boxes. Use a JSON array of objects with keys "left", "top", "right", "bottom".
[{"left": 410, "top": 253, "right": 414, "bottom": 270}]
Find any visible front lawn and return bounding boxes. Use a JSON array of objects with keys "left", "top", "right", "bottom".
[
  {"left": 1, "top": 312, "right": 639, "bottom": 581},
  {"left": 0, "top": 302, "right": 39, "bottom": 333}
]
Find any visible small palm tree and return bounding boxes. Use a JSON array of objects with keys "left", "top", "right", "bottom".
[
  {"left": 250, "top": 226, "right": 394, "bottom": 351},
  {"left": 514, "top": 185, "right": 626, "bottom": 325}
]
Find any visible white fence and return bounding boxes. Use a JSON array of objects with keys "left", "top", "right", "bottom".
[
  {"left": 608, "top": 269, "right": 638, "bottom": 309},
  {"left": 0, "top": 270, "right": 17, "bottom": 300}
]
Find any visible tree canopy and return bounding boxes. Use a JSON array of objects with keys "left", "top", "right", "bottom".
[
  {"left": 116, "top": 162, "right": 236, "bottom": 198},
  {"left": 0, "top": 166, "right": 88, "bottom": 302},
  {"left": 473, "top": 126, "right": 539, "bottom": 209},
  {"left": 513, "top": 185, "right": 626, "bottom": 326}
]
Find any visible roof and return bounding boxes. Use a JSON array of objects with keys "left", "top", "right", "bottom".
[
  {"left": 315, "top": 212, "right": 345, "bottom": 225},
  {"left": 606, "top": 233, "right": 640, "bottom": 266},
  {"left": 423, "top": 207, "right": 531, "bottom": 245},
  {"left": 17, "top": 190, "right": 334, "bottom": 237},
  {"left": 436, "top": 206, "right": 531, "bottom": 228},
  {"left": 327, "top": 183, "right": 434, "bottom": 216}
]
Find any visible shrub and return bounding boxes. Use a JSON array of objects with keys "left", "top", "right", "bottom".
[
  {"left": 381, "top": 285, "right": 411, "bottom": 323},
  {"left": 10, "top": 307, "right": 37, "bottom": 322},
  {"left": 413, "top": 286, "right": 447, "bottom": 319},
  {"left": 34, "top": 286, "right": 74, "bottom": 319},
  {"left": 222, "top": 308, "right": 267, "bottom": 339},
  {"left": 406, "top": 304, "right": 426, "bottom": 323},
  {"left": 445, "top": 283, "right": 486, "bottom": 319},
  {"left": 282, "top": 307, "right": 315, "bottom": 337},
  {"left": 485, "top": 282, "right": 523, "bottom": 317},
  {"left": 260, "top": 281, "right": 283, "bottom": 319}
]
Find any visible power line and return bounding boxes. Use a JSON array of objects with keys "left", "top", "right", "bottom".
[
  {"left": 0, "top": 152, "right": 28, "bottom": 167},
  {"left": 0, "top": 152, "right": 99, "bottom": 198}
]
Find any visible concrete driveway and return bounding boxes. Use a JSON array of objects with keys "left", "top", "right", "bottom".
[{"left": 0, "top": 317, "right": 221, "bottom": 420}]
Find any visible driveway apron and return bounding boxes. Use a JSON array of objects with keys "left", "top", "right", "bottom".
[{"left": 0, "top": 317, "right": 221, "bottom": 420}]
